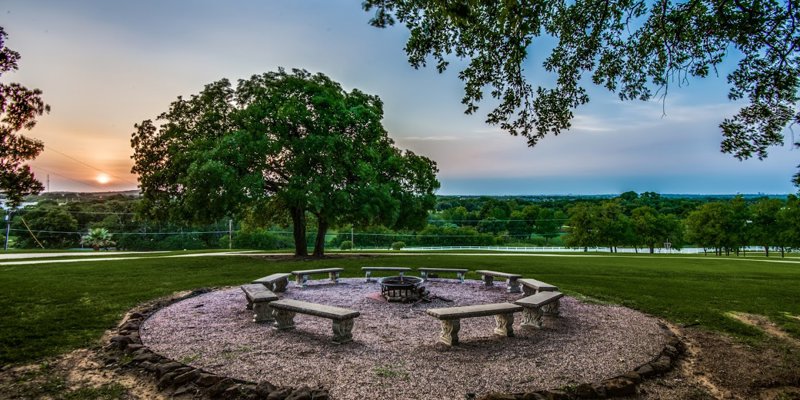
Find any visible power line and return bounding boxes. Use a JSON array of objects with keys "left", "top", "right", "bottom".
[{"left": 30, "top": 166, "right": 109, "bottom": 191}]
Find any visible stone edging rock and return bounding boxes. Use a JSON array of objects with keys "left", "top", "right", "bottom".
[
  {"left": 103, "top": 288, "right": 329, "bottom": 399},
  {"left": 476, "top": 323, "right": 686, "bottom": 400},
  {"left": 106, "top": 288, "right": 683, "bottom": 400}
]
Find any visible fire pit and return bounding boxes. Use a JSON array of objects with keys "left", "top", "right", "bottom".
[{"left": 380, "top": 276, "right": 427, "bottom": 302}]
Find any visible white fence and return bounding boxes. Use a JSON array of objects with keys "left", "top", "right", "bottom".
[{"left": 399, "top": 246, "right": 778, "bottom": 254}]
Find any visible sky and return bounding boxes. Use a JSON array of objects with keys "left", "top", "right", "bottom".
[{"left": 1, "top": 0, "right": 798, "bottom": 195}]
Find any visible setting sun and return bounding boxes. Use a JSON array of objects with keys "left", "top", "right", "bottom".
[{"left": 96, "top": 173, "right": 110, "bottom": 184}]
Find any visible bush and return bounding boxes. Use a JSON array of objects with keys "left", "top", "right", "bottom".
[
  {"left": 231, "top": 229, "right": 293, "bottom": 250},
  {"left": 391, "top": 241, "right": 406, "bottom": 250},
  {"left": 340, "top": 240, "right": 353, "bottom": 250}
]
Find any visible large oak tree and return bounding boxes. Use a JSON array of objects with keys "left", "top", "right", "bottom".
[
  {"left": 0, "top": 27, "right": 48, "bottom": 208},
  {"left": 131, "top": 68, "right": 439, "bottom": 256},
  {"left": 363, "top": 0, "right": 800, "bottom": 183}
]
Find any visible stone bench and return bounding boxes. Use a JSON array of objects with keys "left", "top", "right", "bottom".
[
  {"left": 418, "top": 267, "right": 468, "bottom": 283},
  {"left": 361, "top": 266, "right": 412, "bottom": 282},
  {"left": 475, "top": 270, "right": 523, "bottom": 293},
  {"left": 514, "top": 291, "right": 564, "bottom": 328},
  {"left": 269, "top": 299, "right": 360, "bottom": 344},
  {"left": 519, "top": 278, "right": 558, "bottom": 296},
  {"left": 252, "top": 272, "right": 292, "bottom": 292},
  {"left": 291, "top": 267, "right": 344, "bottom": 288},
  {"left": 240, "top": 284, "right": 279, "bottom": 323},
  {"left": 426, "top": 302, "right": 523, "bottom": 346}
]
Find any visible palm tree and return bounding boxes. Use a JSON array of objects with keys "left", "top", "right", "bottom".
[{"left": 81, "top": 228, "right": 115, "bottom": 251}]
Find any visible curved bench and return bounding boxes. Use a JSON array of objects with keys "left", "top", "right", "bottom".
[
  {"left": 426, "top": 302, "right": 523, "bottom": 346},
  {"left": 269, "top": 299, "right": 360, "bottom": 344},
  {"left": 475, "top": 270, "right": 522, "bottom": 293},
  {"left": 240, "top": 284, "right": 279, "bottom": 323},
  {"left": 418, "top": 267, "right": 468, "bottom": 283},
  {"left": 514, "top": 291, "right": 564, "bottom": 328},
  {"left": 519, "top": 278, "right": 558, "bottom": 296},
  {"left": 291, "top": 268, "right": 344, "bottom": 288},
  {"left": 361, "top": 266, "right": 412, "bottom": 282},
  {"left": 252, "top": 272, "right": 292, "bottom": 292}
]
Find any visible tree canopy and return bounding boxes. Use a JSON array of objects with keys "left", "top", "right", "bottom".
[
  {"left": 363, "top": 0, "right": 800, "bottom": 183},
  {"left": 131, "top": 68, "right": 440, "bottom": 256},
  {"left": 0, "top": 27, "right": 49, "bottom": 208}
]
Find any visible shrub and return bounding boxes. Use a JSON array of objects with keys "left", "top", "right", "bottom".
[
  {"left": 340, "top": 240, "right": 353, "bottom": 250},
  {"left": 391, "top": 241, "right": 406, "bottom": 250}
]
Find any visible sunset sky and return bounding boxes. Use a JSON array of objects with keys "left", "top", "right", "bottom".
[{"left": 2, "top": 0, "right": 798, "bottom": 195}]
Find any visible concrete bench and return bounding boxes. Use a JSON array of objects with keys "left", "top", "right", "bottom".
[
  {"left": 361, "top": 266, "right": 412, "bottom": 282},
  {"left": 519, "top": 278, "right": 558, "bottom": 296},
  {"left": 426, "top": 302, "right": 523, "bottom": 346},
  {"left": 269, "top": 299, "right": 360, "bottom": 344},
  {"left": 475, "top": 270, "right": 523, "bottom": 293},
  {"left": 240, "top": 284, "right": 279, "bottom": 323},
  {"left": 514, "top": 291, "right": 564, "bottom": 328},
  {"left": 418, "top": 267, "right": 468, "bottom": 283},
  {"left": 252, "top": 272, "right": 292, "bottom": 292},
  {"left": 291, "top": 267, "right": 344, "bottom": 288}
]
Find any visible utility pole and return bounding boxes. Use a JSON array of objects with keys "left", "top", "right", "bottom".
[
  {"left": 4, "top": 211, "right": 11, "bottom": 251},
  {"left": 228, "top": 219, "right": 233, "bottom": 249},
  {"left": 46, "top": 174, "right": 50, "bottom": 192},
  {"left": 350, "top": 227, "right": 354, "bottom": 250}
]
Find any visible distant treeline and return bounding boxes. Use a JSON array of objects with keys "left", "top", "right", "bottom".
[{"left": 5, "top": 191, "right": 800, "bottom": 256}]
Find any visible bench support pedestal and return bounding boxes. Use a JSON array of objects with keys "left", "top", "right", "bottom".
[
  {"left": 494, "top": 313, "right": 515, "bottom": 336},
  {"left": 253, "top": 303, "right": 275, "bottom": 323},
  {"left": 483, "top": 275, "right": 494, "bottom": 286},
  {"left": 332, "top": 319, "right": 355, "bottom": 344},
  {"left": 522, "top": 286, "right": 537, "bottom": 296},
  {"left": 272, "top": 279, "right": 289, "bottom": 293},
  {"left": 543, "top": 301, "right": 560, "bottom": 316},
  {"left": 439, "top": 320, "right": 461, "bottom": 346},
  {"left": 506, "top": 278, "right": 521, "bottom": 294},
  {"left": 521, "top": 307, "right": 544, "bottom": 328},
  {"left": 329, "top": 271, "right": 340, "bottom": 283},
  {"left": 273, "top": 309, "right": 296, "bottom": 330}
]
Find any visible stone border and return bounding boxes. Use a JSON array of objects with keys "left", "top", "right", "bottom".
[
  {"left": 103, "top": 288, "right": 329, "bottom": 399},
  {"left": 475, "top": 324, "right": 686, "bottom": 400},
  {"left": 105, "top": 287, "right": 683, "bottom": 400}
]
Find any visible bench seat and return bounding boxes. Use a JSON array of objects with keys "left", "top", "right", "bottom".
[
  {"left": 418, "top": 267, "right": 468, "bottom": 283},
  {"left": 475, "top": 270, "right": 523, "bottom": 293},
  {"left": 269, "top": 299, "right": 360, "bottom": 344},
  {"left": 519, "top": 278, "right": 558, "bottom": 295},
  {"left": 361, "top": 266, "right": 412, "bottom": 282},
  {"left": 252, "top": 272, "right": 292, "bottom": 292},
  {"left": 514, "top": 291, "right": 564, "bottom": 328},
  {"left": 291, "top": 268, "right": 344, "bottom": 287},
  {"left": 426, "top": 302, "right": 522, "bottom": 346},
  {"left": 240, "top": 284, "right": 279, "bottom": 323}
]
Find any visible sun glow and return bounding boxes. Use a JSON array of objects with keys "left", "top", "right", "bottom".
[{"left": 96, "top": 173, "right": 110, "bottom": 184}]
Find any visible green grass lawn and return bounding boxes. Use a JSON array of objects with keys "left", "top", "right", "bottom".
[{"left": 1, "top": 253, "right": 799, "bottom": 366}]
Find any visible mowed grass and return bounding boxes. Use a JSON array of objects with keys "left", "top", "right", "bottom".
[{"left": 1, "top": 253, "right": 799, "bottom": 365}]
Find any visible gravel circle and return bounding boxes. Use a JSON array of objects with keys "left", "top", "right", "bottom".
[{"left": 141, "top": 278, "right": 669, "bottom": 399}]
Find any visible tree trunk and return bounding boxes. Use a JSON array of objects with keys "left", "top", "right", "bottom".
[
  {"left": 290, "top": 207, "right": 308, "bottom": 256},
  {"left": 781, "top": 246, "right": 785, "bottom": 258},
  {"left": 649, "top": 244, "right": 654, "bottom": 254},
  {"left": 313, "top": 218, "right": 329, "bottom": 257},
  {"left": 764, "top": 245, "right": 769, "bottom": 257}
]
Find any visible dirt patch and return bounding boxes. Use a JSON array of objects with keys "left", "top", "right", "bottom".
[
  {"left": 0, "top": 347, "right": 165, "bottom": 400},
  {"left": 637, "top": 326, "right": 800, "bottom": 400},
  {"left": 728, "top": 312, "right": 800, "bottom": 347}
]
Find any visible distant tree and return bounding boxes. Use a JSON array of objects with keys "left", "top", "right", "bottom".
[
  {"left": 595, "top": 200, "right": 631, "bottom": 253},
  {"left": 748, "top": 197, "right": 784, "bottom": 256},
  {"left": 631, "top": 206, "right": 682, "bottom": 253},
  {"left": 131, "top": 69, "right": 439, "bottom": 257},
  {"left": 364, "top": 1, "right": 800, "bottom": 184},
  {"left": 13, "top": 205, "right": 78, "bottom": 248},
  {"left": 565, "top": 202, "right": 598, "bottom": 251},
  {"left": 534, "top": 208, "right": 564, "bottom": 244},
  {"left": 777, "top": 195, "right": 800, "bottom": 257},
  {"left": 0, "top": 27, "right": 49, "bottom": 208},
  {"left": 685, "top": 198, "right": 748, "bottom": 255}
]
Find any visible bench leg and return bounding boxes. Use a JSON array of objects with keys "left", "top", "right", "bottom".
[
  {"left": 439, "top": 319, "right": 460, "bottom": 346},
  {"left": 273, "top": 278, "right": 288, "bottom": 293},
  {"left": 506, "top": 278, "right": 521, "bottom": 294},
  {"left": 522, "top": 286, "right": 536, "bottom": 296},
  {"left": 253, "top": 302, "right": 275, "bottom": 323},
  {"left": 521, "top": 307, "right": 544, "bottom": 328},
  {"left": 329, "top": 271, "right": 339, "bottom": 283},
  {"left": 332, "top": 319, "right": 355, "bottom": 344},
  {"left": 457, "top": 272, "right": 465, "bottom": 283},
  {"left": 543, "top": 300, "right": 561, "bottom": 317},
  {"left": 365, "top": 271, "right": 372, "bottom": 282},
  {"left": 273, "top": 309, "right": 296, "bottom": 330},
  {"left": 483, "top": 275, "right": 494, "bottom": 287},
  {"left": 245, "top": 299, "right": 253, "bottom": 310},
  {"left": 494, "top": 313, "right": 515, "bottom": 337},
  {"left": 420, "top": 271, "right": 428, "bottom": 282}
]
